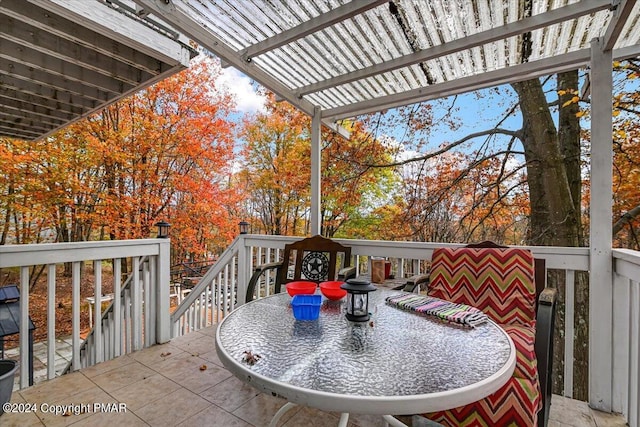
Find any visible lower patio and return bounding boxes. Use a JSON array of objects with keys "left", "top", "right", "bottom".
[{"left": 2, "top": 325, "right": 627, "bottom": 427}]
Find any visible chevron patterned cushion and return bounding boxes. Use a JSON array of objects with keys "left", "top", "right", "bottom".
[
  {"left": 428, "top": 247, "right": 537, "bottom": 326},
  {"left": 419, "top": 247, "right": 541, "bottom": 426},
  {"left": 503, "top": 324, "right": 538, "bottom": 383},
  {"left": 422, "top": 376, "right": 540, "bottom": 427}
]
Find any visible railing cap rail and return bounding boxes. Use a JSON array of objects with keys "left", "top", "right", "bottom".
[{"left": 0, "top": 239, "right": 169, "bottom": 267}]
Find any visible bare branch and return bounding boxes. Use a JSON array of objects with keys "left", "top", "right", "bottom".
[
  {"left": 357, "top": 128, "right": 522, "bottom": 168},
  {"left": 613, "top": 203, "right": 640, "bottom": 236}
]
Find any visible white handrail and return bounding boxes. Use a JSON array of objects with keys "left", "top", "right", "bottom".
[
  {"left": 0, "top": 239, "right": 169, "bottom": 389},
  {"left": 2, "top": 236, "right": 639, "bottom": 425}
]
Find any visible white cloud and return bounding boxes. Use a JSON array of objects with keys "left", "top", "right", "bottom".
[{"left": 216, "top": 68, "right": 267, "bottom": 115}]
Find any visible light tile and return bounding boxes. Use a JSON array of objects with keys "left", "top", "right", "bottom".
[
  {"left": 135, "top": 388, "right": 210, "bottom": 426},
  {"left": 2, "top": 395, "right": 43, "bottom": 427},
  {"left": 153, "top": 352, "right": 231, "bottom": 394},
  {"left": 19, "top": 372, "right": 95, "bottom": 403},
  {"left": 109, "top": 373, "right": 181, "bottom": 411},
  {"left": 129, "top": 342, "right": 186, "bottom": 368},
  {"left": 70, "top": 410, "right": 148, "bottom": 427},
  {"left": 33, "top": 386, "right": 115, "bottom": 427},
  {"left": 80, "top": 354, "right": 135, "bottom": 378},
  {"left": 198, "top": 376, "right": 260, "bottom": 412},
  {"left": 232, "top": 392, "right": 298, "bottom": 427},
  {"left": 177, "top": 403, "right": 253, "bottom": 427},
  {"left": 171, "top": 333, "right": 216, "bottom": 357},
  {"left": 590, "top": 408, "right": 628, "bottom": 427},
  {"left": 198, "top": 325, "right": 218, "bottom": 337},
  {"left": 280, "top": 406, "right": 346, "bottom": 427},
  {"left": 197, "top": 348, "right": 224, "bottom": 368},
  {"left": 347, "top": 412, "right": 390, "bottom": 427},
  {"left": 89, "top": 361, "right": 156, "bottom": 393},
  {"left": 169, "top": 330, "right": 207, "bottom": 348}
]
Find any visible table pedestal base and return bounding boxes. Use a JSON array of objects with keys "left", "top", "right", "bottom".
[{"left": 268, "top": 402, "right": 411, "bottom": 427}]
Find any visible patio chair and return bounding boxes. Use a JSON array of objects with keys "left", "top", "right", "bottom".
[
  {"left": 415, "top": 241, "right": 557, "bottom": 427},
  {"left": 245, "top": 235, "right": 356, "bottom": 302}
]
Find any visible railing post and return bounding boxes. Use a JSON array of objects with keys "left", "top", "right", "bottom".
[
  {"left": 156, "top": 239, "right": 171, "bottom": 343},
  {"left": 589, "top": 37, "right": 614, "bottom": 412}
]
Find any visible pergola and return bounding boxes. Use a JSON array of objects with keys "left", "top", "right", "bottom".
[
  {"left": 0, "top": 0, "right": 193, "bottom": 141},
  {"left": 2, "top": 0, "right": 640, "bottom": 415},
  {"left": 132, "top": 0, "right": 640, "bottom": 415}
]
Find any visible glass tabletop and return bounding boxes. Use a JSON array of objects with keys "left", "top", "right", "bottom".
[{"left": 215, "top": 289, "right": 514, "bottom": 415}]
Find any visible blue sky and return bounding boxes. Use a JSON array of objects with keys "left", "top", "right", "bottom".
[
  {"left": 218, "top": 64, "right": 615, "bottom": 163},
  {"left": 219, "top": 67, "right": 525, "bottom": 159}
]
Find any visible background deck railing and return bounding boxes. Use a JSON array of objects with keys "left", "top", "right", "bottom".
[
  {"left": 0, "top": 239, "right": 170, "bottom": 388},
  {"left": 172, "top": 235, "right": 640, "bottom": 424},
  {"left": 1, "top": 236, "right": 638, "bottom": 425}
]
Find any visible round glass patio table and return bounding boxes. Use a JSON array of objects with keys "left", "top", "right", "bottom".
[{"left": 215, "top": 289, "right": 515, "bottom": 423}]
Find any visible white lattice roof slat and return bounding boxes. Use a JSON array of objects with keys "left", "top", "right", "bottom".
[{"left": 4, "top": 0, "right": 640, "bottom": 139}]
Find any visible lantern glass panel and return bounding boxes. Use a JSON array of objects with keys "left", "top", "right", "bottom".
[{"left": 352, "top": 294, "right": 367, "bottom": 317}]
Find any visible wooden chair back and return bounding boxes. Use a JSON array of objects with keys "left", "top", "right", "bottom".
[{"left": 277, "top": 235, "right": 352, "bottom": 286}]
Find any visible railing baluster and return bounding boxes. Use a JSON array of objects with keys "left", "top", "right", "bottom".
[
  {"left": 132, "top": 257, "right": 141, "bottom": 351},
  {"left": 72, "top": 261, "right": 81, "bottom": 372},
  {"left": 19, "top": 266, "right": 30, "bottom": 387},
  {"left": 231, "top": 256, "right": 237, "bottom": 312},
  {"left": 124, "top": 288, "right": 131, "bottom": 354},
  {"left": 612, "top": 273, "right": 630, "bottom": 415},
  {"left": 106, "top": 312, "right": 113, "bottom": 361},
  {"left": 148, "top": 256, "right": 157, "bottom": 345},
  {"left": 197, "top": 291, "right": 203, "bottom": 330},
  {"left": 204, "top": 280, "right": 211, "bottom": 327},
  {"left": 88, "top": 334, "right": 94, "bottom": 366},
  {"left": 143, "top": 260, "right": 151, "bottom": 348},
  {"left": 113, "top": 258, "right": 122, "bottom": 357},
  {"left": 93, "top": 260, "right": 103, "bottom": 364},
  {"left": 630, "top": 281, "right": 639, "bottom": 427},
  {"left": 564, "top": 269, "right": 575, "bottom": 398},
  {"left": 216, "top": 273, "right": 222, "bottom": 323},
  {"left": 47, "top": 264, "right": 56, "bottom": 380},
  {"left": 190, "top": 303, "right": 195, "bottom": 332},
  {"left": 223, "top": 264, "right": 229, "bottom": 318},
  {"left": 265, "top": 247, "right": 272, "bottom": 297}
]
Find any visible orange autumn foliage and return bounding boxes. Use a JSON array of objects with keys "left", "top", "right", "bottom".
[{"left": 1, "top": 58, "right": 243, "bottom": 262}]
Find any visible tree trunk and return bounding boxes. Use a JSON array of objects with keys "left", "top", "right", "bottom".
[
  {"left": 512, "top": 79, "right": 580, "bottom": 247},
  {"left": 512, "top": 73, "right": 588, "bottom": 399}
]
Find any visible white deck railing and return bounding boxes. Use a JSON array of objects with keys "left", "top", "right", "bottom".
[
  {"left": 1, "top": 236, "right": 638, "bottom": 425},
  {"left": 172, "top": 236, "right": 640, "bottom": 424},
  {"left": 0, "top": 239, "right": 170, "bottom": 388},
  {"left": 612, "top": 249, "right": 640, "bottom": 426}
]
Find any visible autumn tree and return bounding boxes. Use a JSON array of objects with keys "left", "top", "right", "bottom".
[
  {"left": 321, "top": 121, "right": 399, "bottom": 238},
  {"left": 239, "top": 94, "right": 311, "bottom": 235},
  {"left": 239, "top": 95, "right": 399, "bottom": 237},
  {"left": 611, "top": 59, "right": 640, "bottom": 249},
  {"left": 0, "top": 58, "right": 242, "bottom": 264},
  {"left": 399, "top": 150, "right": 529, "bottom": 244},
  {"left": 0, "top": 138, "right": 52, "bottom": 245}
]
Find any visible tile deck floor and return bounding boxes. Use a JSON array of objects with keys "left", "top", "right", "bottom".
[
  {"left": 2, "top": 325, "right": 628, "bottom": 427},
  {"left": 5, "top": 335, "right": 75, "bottom": 389}
]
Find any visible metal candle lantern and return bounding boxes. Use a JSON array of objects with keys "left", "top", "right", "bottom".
[
  {"left": 238, "top": 220, "right": 250, "bottom": 235},
  {"left": 155, "top": 221, "right": 170, "bottom": 238},
  {"left": 341, "top": 279, "right": 377, "bottom": 322}
]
